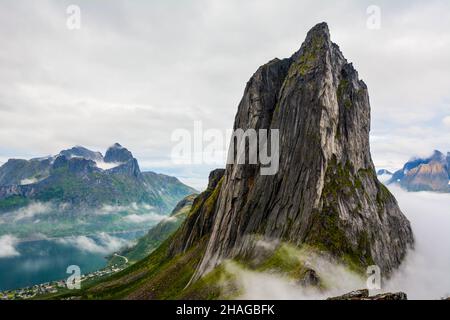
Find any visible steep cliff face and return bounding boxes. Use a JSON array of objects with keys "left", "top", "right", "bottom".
[
  {"left": 178, "top": 22, "right": 414, "bottom": 280},
  {"left": 117, "top": 194, "right": 197, "bottom": 264},
  {"left": 169, "top": 169, "right": 225, "bottom": 256}
]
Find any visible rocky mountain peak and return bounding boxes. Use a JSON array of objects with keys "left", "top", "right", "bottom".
[
  {"left": 388, "top": 149, "right": 450, "bottom": 192},
  {"left": 104, "top": 143, "right": 134, "bottom": 163},
  {"left": 52, "top": 155, "right": 98, "bottom": 175},
  {"left": 377, "top": 169, "right": 393, "bottom": 176},
  {"left": 169, "top": 23, "right": 413, "bottom": 282},
  {"left": 291, "top": 21, "right": 331, "bottom": 60},
  {"left": 59, "top": 146, "right": 103, "bottom": 162},
  {"left": 430, "top": 150, "right": 445, "bottom": 161}
]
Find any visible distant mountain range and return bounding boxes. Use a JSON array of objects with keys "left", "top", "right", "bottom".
[
  {"left": 0, "top": 143, "right": 197, "bottom": 214},
  {"left": 378, "top": 150, "right": 450, "bottom": 192}
]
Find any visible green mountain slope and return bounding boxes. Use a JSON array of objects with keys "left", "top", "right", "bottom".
[
  {"left": 117, "top": 194, "right": 197, "bottom": 264},
  {"left": 52, "top": 171, "right": 224, "bottom": 300}
]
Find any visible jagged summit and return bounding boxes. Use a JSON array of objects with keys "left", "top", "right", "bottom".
[
  {"left": 104, "top": 143, "right": 134, "bottom": 163},
  {"left": 291, "top": 22, "right": 330, "bottom": 57},
  {"left": 429, "top": 150, "right": 446, "bottom": 161},
  {"left": 173, "top": 22, "right": 414, "bottom": 280},
  {"left": 109, "top": 142, "right": 125, "bottom": 150},
  {"left": 388, "top": 149, "right": 450, "bottom": 192},
  {"left": 59, "top": 146, "right": 103, "bottom": 162}
]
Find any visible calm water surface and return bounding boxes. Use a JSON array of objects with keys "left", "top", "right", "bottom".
[{"left": 0, "top": 230, "right": 146, "bottom": 291}]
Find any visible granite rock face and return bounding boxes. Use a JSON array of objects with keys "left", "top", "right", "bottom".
[
  {"left": 169, "top": 169, "right": 225, "bottom": 256},
  {"left": 176, "top": 23, "right": 413, "bottom": 281}
]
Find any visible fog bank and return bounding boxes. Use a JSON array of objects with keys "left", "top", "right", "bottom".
[{"left": 384, "top": 186, "right": 450, "bottom": 299}]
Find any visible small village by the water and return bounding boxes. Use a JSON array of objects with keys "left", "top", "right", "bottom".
[{"left": 0, "top": 256, "right": 127, "bottom": 300}]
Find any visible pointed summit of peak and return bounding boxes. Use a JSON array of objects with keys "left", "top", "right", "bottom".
[
  {"left": 104, "top": 143, "right": 133, "bottom": 163},
  {"left": 306, "top": 22, "right": 330, "bottom": 39},
  {"left": 289, "top": 22, "right": 336, "bottom": 74},
  {"left": 301, "top": 22, "right": 331, "bottom": 51},
  {"left": 430, "top": 150, "right": 445, "bottom": 161},
  {"left": 58, "top": 145, "right": 103, "bottom": 162},
  {"left": 111, "top": 142, "right": 123, "bottom": 149}
]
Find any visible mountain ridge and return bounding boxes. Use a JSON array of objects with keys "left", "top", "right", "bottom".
[
  {"left": 0, "top": 144, "right": 197, "bottom": 213},
  {"left": 387, "top": 150, "right": 450, "bottom": 192}
]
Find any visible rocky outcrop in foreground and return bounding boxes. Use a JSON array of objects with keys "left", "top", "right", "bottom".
[{"left": 327, "top": 289, "right": 407, "bottom": 300}]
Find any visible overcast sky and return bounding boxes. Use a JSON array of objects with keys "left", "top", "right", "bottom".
[{"left": 1, "top": 0, "right": 449, "bottom": 189}]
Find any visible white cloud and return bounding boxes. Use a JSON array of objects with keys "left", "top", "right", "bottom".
[
  {"left": 20, "top": 177, "right": 38, "bottom": 185},
  {"left": 371, "top": 126, "right": 450, "bottom": 171},
  {"left": 383, "top": 186, "right": 450, "bottom": 300},
  {"left": 57, "top": 232, "right": 131, "bottom": 254},
  {"left": 95, "top": 204, "right": 129, "bottom": 215},
  {"left": 377, "top": 173, "right": 393, "bottom": 183},
  {"left": 93, "top": 203, "right": 168, "bottom": 223},
  {"left": 95, "top": 203, "right": 155, "bottom": 215},
  {"left": 94, "top": 161, "right": 122, "bottom": 170},
  {"left": 0, "top": 235, "right": 20, "bottom": 258},
  {"left": 11, "top": 202, "right": 53, "bottom": 222},
  {"left": 227, "top": 251, "right": 366, "bottom": 300},
  {"left": 123, "top": 212, "right": 167, "bottom": 224},
  {"left": 443, "top": 116, "right": 450, "bottom": 127},
  {"left": 0, "top": 1, "right": 449, "bottom": 187}
]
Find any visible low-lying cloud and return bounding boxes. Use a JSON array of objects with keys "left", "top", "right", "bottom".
[
  {"left": 123, "top": 212, "right": 167, "bottom": 224},
  {"left": 217, "top": 186, "right": 450, "bottom": 300},
  {"left": 226, "top": 252, "right": 365, "bottom": 300},
  {"left": 94, "top": 161, "right": 122, "bottom": 170},
  {"left": 57, "top": 232, "right": 132, "bottom": 255},
  {"left": 11, "top": 202, "right": 53, "bottom": 222},
  {"left": 95, "top": 202, "right": 168, "bottom": 224},
  {"left": 96, "top": 203, "right": 154, "bottom": 215},
  {"left": 383, "top": 186, "right": 450, "bottom": 299},
  {"left": 0, "top": 235, "right": 20, "bottom": 258},
  {"left": 2, "top": 202, "right": 71, "bottom": 223}
]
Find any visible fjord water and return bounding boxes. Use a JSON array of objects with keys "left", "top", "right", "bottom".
[{"left": 0, "top": 230, "right": 145, "bottom": 291}]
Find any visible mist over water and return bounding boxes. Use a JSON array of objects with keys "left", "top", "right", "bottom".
[{"left": 0, "top": 230, "right": 145, "bottom": 291}]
